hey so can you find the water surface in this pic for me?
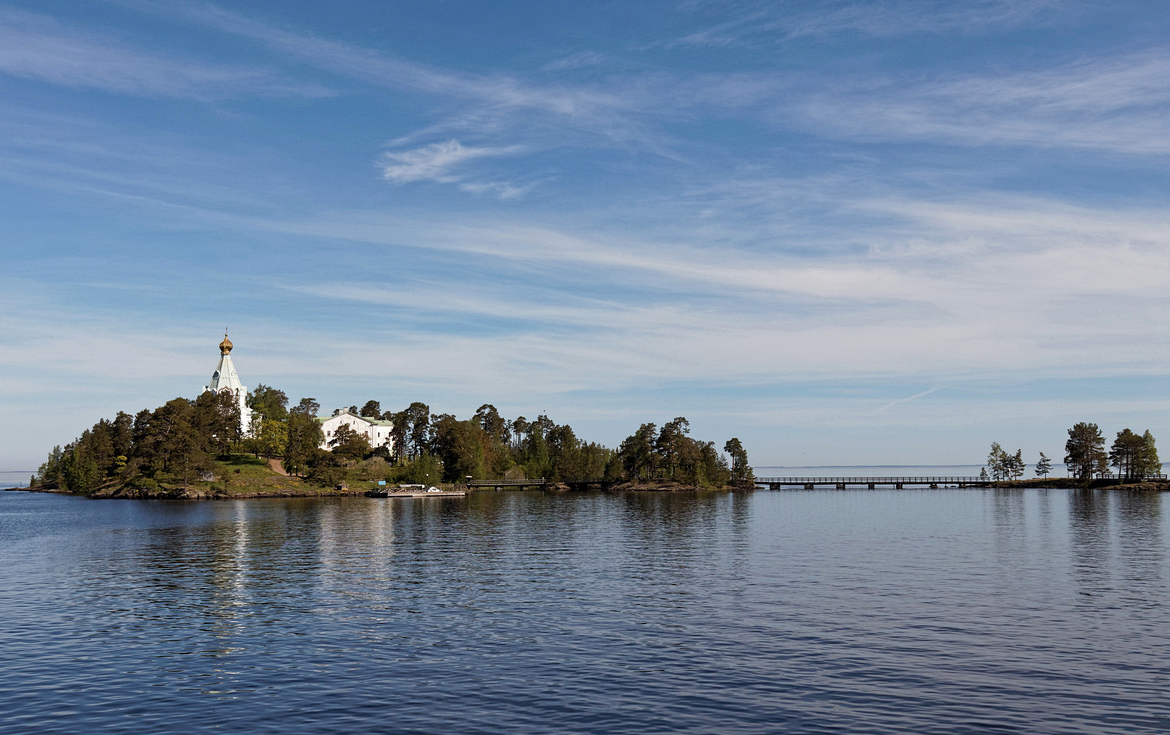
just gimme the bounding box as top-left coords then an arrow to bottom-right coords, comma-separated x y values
1,488 -> 1168,733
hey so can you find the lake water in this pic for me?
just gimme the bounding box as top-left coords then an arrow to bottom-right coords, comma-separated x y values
1,488 -> 1168,733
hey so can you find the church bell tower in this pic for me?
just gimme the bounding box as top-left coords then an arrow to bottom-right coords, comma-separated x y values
202,331 -> 251,436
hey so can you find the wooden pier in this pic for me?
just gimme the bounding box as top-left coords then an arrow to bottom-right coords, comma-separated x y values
756,476 -> 988,490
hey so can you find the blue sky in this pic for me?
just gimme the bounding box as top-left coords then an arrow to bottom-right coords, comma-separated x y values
3,0 -> 1170,471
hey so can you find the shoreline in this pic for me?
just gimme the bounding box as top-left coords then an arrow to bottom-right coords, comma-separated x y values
10,477 -> 1166,500
9,477 -> 756,500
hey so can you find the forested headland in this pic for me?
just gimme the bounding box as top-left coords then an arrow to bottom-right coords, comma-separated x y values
30,385 -> 755,498
984,422 -> 1165,490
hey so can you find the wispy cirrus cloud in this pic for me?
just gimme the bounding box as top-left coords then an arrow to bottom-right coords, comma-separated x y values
790,51 -> 1170,155
116,1 -> 692,155
0,6 -> 331,99
380,139 -> 529,198
670,0 -> 1069,47
136,2 -> 631,116
380,140 -> 522,183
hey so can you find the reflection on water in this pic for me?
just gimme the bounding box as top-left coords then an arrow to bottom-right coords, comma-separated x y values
1,489 -> 1169,734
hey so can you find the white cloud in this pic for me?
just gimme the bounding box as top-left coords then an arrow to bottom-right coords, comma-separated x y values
378,140 -> 536,199
669,0 -> 1069,47
380,140 -> 522,184
0,7 -> 331,99
792,52 -> 1170,154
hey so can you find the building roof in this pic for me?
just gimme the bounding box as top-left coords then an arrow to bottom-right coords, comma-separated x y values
317,410 -> 393,426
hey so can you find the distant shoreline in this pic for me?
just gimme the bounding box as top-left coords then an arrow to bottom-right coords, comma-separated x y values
9,476 -> 1167,499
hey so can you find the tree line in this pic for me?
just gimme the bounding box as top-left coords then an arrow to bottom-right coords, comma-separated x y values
986,422 -> 1161,484
34,391 -> 243,493
35,385 -> 753,493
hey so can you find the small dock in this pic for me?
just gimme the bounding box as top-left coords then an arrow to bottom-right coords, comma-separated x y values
367,485 -> 466,498
756,476 -> 988,490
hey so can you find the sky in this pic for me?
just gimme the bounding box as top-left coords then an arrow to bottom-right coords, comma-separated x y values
3,0 -> 1170,472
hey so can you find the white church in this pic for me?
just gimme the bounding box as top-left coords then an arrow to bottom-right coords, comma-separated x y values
203,332 -> 251,436
202,333 -> 394,453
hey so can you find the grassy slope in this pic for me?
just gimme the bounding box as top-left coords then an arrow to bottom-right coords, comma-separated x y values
91,454 -> 381,498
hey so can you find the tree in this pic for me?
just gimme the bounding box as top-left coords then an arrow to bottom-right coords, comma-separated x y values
36,445 -> 66,488
387,410 -> 407,464
655,417 -> 690,480
512,416 -> 530,451
292,397 -> 320,418
986,443 -> 1023,482
546,423 -> 580,480
475,404 -> 507,443
1137,430 -> 1162,480
360,400 -> 381,418
1008,449 -> 1025,480
1065,422 -> 1107,483
403,402 -> 431,460
257,419 -> 288,460
248,384 -> 289,426
305,447 -> 344,487
1035,452 -> 1052,478
329,424 -> 371,463
193,389 -> 240,457
618,423 -> 657,480
987,442 -> 1009,482
724,438 -> 753,485
431,415 -> 486,482
1110,429 -> 1145,481
285,411 -> 324,477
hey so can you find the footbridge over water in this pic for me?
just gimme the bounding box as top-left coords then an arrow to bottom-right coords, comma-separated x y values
467,478 -> 550,490
756,476 -> 990,490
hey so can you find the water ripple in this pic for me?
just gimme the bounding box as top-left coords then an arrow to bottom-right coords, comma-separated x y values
1,489 -> 1168,733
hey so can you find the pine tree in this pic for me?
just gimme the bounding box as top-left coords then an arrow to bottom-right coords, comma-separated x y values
1035,452 -> 1052,478
1065,422 -> 1107,483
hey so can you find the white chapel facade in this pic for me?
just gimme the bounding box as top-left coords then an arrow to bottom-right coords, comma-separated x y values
318,410 -> 394,451
203,333 -> 251,436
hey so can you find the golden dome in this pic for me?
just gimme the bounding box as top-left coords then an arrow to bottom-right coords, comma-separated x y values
219,333 -> 233,355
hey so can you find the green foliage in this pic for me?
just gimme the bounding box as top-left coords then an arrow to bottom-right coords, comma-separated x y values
724,438 -> 753,485
284,411 -> 324,477
986,442 -> 1024,482
38,386 -> 739,494
360,400 -> 381,418
1110,428 -> 1161,481
1065,422 -> 1107,483
431,415 -> 486,482
1139,431 -> 1161,480
292,397 -> 320,417
257,419 -> 288,460
403,402 -> 431,461
1035,452 -> 1052,478
304,448 -> 344,487
36,445 -> 65,488
609,420 -> 743,488
398,454 -> 443,485
619,423 -> 658,480
247,384 -> 289,426
193,390 -> 241,457
330,423 -> 372,463
355,456 -> 391,481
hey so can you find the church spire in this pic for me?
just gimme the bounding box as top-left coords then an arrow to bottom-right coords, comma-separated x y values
204,330 -> 250,436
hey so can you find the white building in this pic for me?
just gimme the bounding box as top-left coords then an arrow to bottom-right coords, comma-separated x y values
202,333 -> 251,436
318,409 -> 394,452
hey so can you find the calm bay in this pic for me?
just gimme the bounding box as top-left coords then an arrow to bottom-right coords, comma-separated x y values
1,486 -> 1167,733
